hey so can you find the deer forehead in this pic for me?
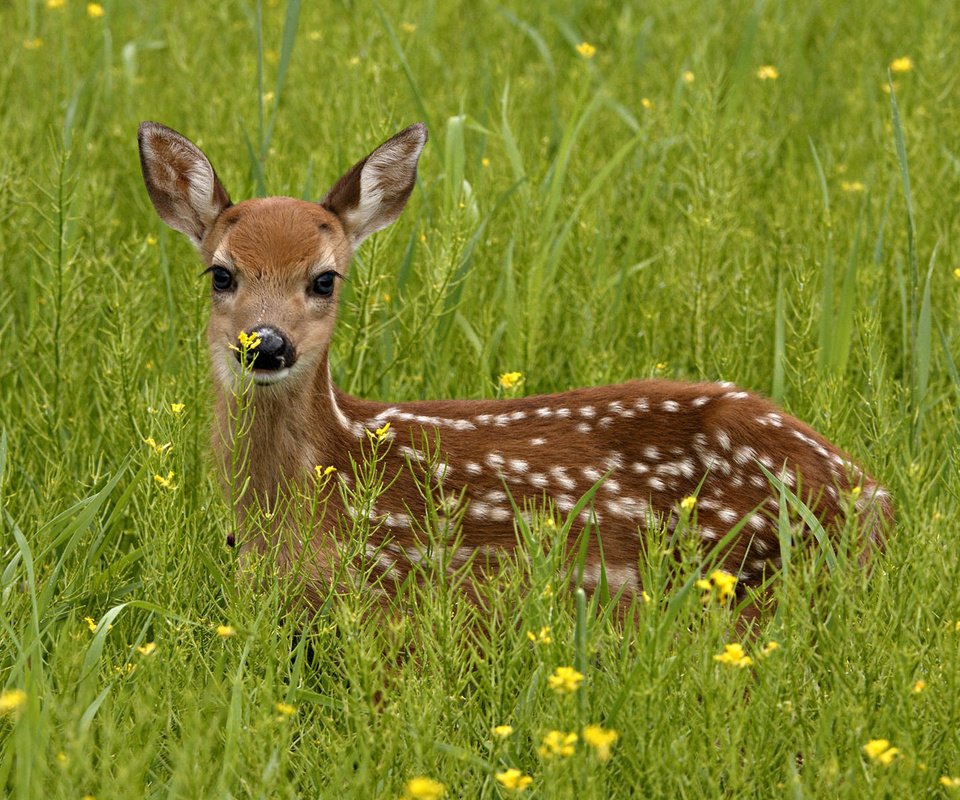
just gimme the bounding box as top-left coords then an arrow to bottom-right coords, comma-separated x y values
205,197 -> 349,277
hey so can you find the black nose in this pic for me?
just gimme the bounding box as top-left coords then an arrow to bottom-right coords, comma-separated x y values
236,326 -> 297,371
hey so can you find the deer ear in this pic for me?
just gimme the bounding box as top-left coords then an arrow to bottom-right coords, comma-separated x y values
321,123 -> 427,248
138,122 -> 232,248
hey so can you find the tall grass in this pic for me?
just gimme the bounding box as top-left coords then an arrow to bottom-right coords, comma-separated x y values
1,0 -> 959,796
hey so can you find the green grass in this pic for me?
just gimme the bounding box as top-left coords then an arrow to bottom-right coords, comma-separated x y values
2,0 -> 960,796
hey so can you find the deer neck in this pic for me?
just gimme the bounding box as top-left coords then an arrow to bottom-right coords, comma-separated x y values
213,354 -> 362,510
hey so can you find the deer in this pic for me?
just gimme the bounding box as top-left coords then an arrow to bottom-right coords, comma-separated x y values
138,120 -> 892,613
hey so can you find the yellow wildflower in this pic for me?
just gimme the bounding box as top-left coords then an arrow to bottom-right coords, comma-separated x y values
538,730 -> 577,759
46,0 -> 65,8
760,641 -> 780,658
400,21 -> 417,33
314,465 -> 337,479
912,679 -> 926,693
682,70 -> 695,84
85,616 -> 111,633
275,702 -> 297,717
23,38 -> 43,50
941,776 -> 960,789
641,97 -> 653,110
582,724 -> 619,762
756,65 -> 780,80
87,3 -> 104,17
493,724 -> 514,738
308,30 -> 321,41
498,371 -> 523,390
680,495 -> 697,513
641,590 -> 651,603
841,181 -> 865,193
699,569 -> 737,602
953,268 -> 960,280
654,360 -> 667,372
576,42 -> 596,59
889,56 -> 913,74
136,642 -> 157,656
0,689 -> 27,715
146,234 -> 157,246
481,157 -> 490,168
375,422 -> 392,441
170,402 -> 185,415
153,471 -> 176,490
56,752 -> 68,766
526,626 -> 552,645
143,437 -> 172,456
495,769 -> 533,792
547,665 -> 584,694
216,625 -> 236,638
863,738 -> 899,766
713,643 -> 753,668
237,330 -> 262,350
404,777 -> 444,800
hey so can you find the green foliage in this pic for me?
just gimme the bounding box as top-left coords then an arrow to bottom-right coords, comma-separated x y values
1,0 -> 959,796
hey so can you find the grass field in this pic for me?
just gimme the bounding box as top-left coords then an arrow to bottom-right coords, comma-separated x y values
2,0 -> 960,796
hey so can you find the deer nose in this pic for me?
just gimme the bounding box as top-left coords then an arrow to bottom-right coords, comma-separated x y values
236,326 -> 297,371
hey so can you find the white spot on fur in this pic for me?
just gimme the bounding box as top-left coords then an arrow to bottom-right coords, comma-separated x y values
464,461 -> 481,475
485,452 -> 505,470
576,422 -> 592,434
509,458 -> 528,473
631,462 -> 649,474
583,466 -> 602,482
635,398 -> 649,412
647,476 -> 666,491
550,466 -> 575,490
529,473 -> 548,489
715,429 -> 732,451
579,406 -> 596,418
691,396 -> 711,408
662,400 -> 680,412
529,437 -> 547,446
643,446 -> 660,461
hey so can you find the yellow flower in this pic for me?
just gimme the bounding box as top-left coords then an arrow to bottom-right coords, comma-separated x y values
154,471 -> 176,490
547,665 -> 584,694
526,626 -> 552,645
680,495 -> 697,513
493,724 -> 514,738
641,97 -> 653,110
699,569 -> 737,602
953,267 -> 960,280
941,776 -> 960,789
912,679 -> 926,693
756,65 -> 780,80
143,437 -> 172,456
46,0 -> 65,8
314,465 -> 337,479
216,624 -> 236,638
582,724 -> 619,762
889,56 -> 913,74
760,641 -> 780,658
713,643 -> 753,668
498,371 -> 523,390
641,590 -> 651,604
682,70 -> 695,84
495,769 -> 533,792
400,21 -> 417,33
23,38 -> 43,50
576,42 -> 596,59
87,3 -> 104,18
654,360 -> 667,373
146,234 -> 157,246
0,689 -> 27,715
841,181 -> 865,193
84,616 -> 111,633
538,730 -> 578,759
170,402 -> 185,415
375,422 -> 392,441
275,702 -> 297,717
308,30 -> 321,41
56,751 -> 68,766
404,777 -> 444,800
863,739 -> 899,766
481,157 -> 491,168
136,642 -> 157,656
237,330 -> 262,350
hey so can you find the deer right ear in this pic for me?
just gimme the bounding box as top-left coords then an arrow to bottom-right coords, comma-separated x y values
138,122 -> 231,248
321,123 -> 428,248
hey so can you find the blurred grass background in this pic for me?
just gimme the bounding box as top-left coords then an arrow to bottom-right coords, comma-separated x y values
1,0 -> 960,796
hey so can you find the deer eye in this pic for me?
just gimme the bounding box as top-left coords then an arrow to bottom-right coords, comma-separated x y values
312,271 -> 337,297
210,266 -> 234,293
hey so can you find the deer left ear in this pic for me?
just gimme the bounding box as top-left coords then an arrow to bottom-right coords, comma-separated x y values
321,123 -> 427,248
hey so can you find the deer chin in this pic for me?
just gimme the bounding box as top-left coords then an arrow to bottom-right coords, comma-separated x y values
252,367 -> 291,385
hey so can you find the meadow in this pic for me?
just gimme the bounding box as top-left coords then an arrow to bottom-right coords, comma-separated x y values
2,0 -> 960,796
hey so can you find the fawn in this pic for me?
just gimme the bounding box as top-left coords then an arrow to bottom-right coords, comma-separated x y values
138,121 -> 892,609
